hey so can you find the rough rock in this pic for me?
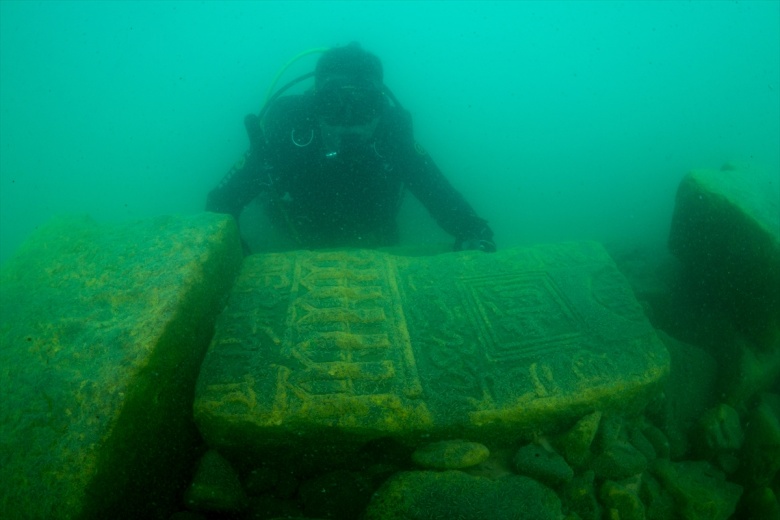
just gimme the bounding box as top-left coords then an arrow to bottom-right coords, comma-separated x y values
668,166 -> 780,349
590,440 -> 648,481
641,472 -> 676,520
693,403 -> 743,472
461,448 -> 515,480
556,411 -> 602,469
651,459 -> 742,520
737,392 -> 780,488
0,214 -> 242,519
513,443 -> 574,488
599,476 -> 645,520
722,336 -> 780,408
562,470 -> 601,520
184,450 -> 248,513
737,486 -> 780,520
652,331 -> 718,458
363,470 -> 562,520
194,242 -> 669,463
594,413 -> 625,450
412,440 -> 490,469
642,424 -> 671,460
628,422 -> 657,462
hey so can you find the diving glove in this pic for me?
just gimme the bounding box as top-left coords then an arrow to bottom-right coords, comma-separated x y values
455,238 -> 497,253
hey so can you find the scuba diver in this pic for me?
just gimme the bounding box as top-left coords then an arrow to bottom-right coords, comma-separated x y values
206,42 -> 496,253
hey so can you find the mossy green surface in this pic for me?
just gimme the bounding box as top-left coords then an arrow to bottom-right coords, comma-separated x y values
652,459 -> 742,520
0,213 -> 242,519
195,242 -> 669,462
363,470 -> 562,520
738,392 -> 780,488
513,443 -> 574,488
412,440 -> 490,469
185,450 -> 248,513
669,168 -> 780,348
600,477 -> 645,520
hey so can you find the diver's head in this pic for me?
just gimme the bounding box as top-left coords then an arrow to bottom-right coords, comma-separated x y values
314,43 -> 385,127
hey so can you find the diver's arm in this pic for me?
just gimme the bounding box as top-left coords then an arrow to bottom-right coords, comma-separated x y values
206,114 -> 269,220
205,150 -> 266,220
393,113 -> 494,249
404,151 -> 494,248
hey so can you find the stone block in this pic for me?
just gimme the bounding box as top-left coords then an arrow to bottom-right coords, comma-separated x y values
590,440 -> 648,481
194,242 -> 669,461
694,403 -> 743,467
556,410 -> 602,469
363,470 -> 562,520
184,450 -> 248,514
723,337 -> 780,408
668,167 -> 780,348
652,331 -> 718,458
412,440 -> 490,470
0,214 -> 242,519
737,392 -> 780,488
563,470 -> 601,520
651,459 -> 742,520
513,443 -> 574,488
600,476 -> 645,520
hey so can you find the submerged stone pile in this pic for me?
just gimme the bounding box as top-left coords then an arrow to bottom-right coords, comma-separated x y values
660,165 -> 780,518
1,165 -> 777,519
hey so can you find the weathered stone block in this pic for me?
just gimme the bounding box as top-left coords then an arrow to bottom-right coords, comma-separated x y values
653,331 -> 718,458
412,440 -> 490,469
563,470 -> 601,520
363,470 -> 562,520
600,476 -> 645,520
0,214 -> 242,519
556,410 -> 602,469
184,450 -> 248,514
590,440 -> 649,481
738,392 -> 780,488
194,242 -> 668,461
669,167 -> 780,347
513,443 -> 574,488
651,459 -> 742,520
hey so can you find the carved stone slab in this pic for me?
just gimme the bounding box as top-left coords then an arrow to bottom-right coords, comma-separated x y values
194,242 -> 668,456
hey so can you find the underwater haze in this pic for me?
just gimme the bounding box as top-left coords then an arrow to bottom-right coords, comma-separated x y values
1,0 -> 778,263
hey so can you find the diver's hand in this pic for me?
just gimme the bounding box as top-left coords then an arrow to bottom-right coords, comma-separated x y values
455,238 -> 497,253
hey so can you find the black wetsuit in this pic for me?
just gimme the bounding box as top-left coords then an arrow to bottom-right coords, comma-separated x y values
206,94 -> 493,250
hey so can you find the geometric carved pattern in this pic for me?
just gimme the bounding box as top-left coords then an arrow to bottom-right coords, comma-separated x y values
459,272 -> 583,362
282,252 -> 422,400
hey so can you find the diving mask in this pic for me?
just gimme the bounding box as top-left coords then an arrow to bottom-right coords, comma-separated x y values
314,77 -> 384,126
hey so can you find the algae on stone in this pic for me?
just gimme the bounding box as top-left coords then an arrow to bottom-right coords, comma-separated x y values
411,440 -> 490,469
669,167 -> 780,348
194,242 -> 669,462
652,459 -> 742,520
0,214 -> 242,519
513,443 -> 574,488
185,450 -> 248,513
737,392 -> 780,488
363,470 -> 562,520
